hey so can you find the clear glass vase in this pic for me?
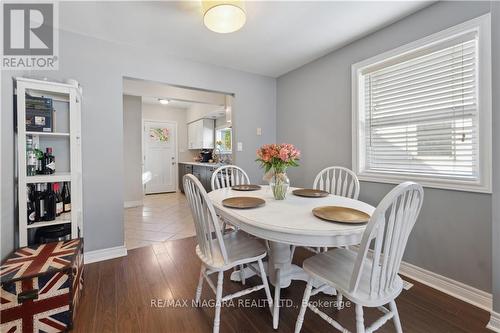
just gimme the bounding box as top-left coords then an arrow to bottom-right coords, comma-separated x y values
270,171 -> 290,200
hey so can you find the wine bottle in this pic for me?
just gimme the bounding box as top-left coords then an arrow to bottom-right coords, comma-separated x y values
43,147 -> 55,175
62,182 -> 71,213
44,183 -> 56,221
27,185 -> 36,224
34,143 -> 44,174
34,183 -> 46,221
26,137 -> 37,176
54,183 -> 63,216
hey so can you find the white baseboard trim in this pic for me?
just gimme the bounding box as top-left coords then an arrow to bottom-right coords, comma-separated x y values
344,245 -> 493,314
84,245 -> 127,264
399,261 -> 492,312
487,311 -> 500,332
124,200 -> 142,208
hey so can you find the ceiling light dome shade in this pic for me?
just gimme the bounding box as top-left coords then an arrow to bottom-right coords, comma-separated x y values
203,1 -> 246,34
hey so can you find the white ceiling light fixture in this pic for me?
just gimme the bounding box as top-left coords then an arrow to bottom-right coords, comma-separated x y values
158,98 -> 169,105
203,1 -> 246,34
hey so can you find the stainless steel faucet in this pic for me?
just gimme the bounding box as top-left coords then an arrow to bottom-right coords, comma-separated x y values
213,147 -> 221,164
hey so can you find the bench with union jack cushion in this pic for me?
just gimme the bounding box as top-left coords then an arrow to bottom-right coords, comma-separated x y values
0,238 -> 83,333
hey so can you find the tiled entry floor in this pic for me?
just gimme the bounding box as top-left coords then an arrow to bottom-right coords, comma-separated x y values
124,192 -> 196,250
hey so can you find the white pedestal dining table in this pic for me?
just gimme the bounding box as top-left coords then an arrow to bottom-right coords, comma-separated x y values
207,186 -> 375,329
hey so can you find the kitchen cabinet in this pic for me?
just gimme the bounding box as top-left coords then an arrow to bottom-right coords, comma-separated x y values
192,166 -> 204,188
193,165 -> 214,192
178,164 -> 193,193
188,119 -> 214,150
202,166 -> 218,190
178,163 -> 218,193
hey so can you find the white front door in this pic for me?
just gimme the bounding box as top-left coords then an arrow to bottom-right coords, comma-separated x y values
144,121 -> 177,194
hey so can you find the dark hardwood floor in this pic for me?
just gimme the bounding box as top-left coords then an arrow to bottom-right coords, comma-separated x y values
73,237 -> 491,333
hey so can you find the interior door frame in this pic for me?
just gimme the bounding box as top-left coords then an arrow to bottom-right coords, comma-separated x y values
142,119 -> 179,195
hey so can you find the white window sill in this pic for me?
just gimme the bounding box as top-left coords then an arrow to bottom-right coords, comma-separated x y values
357,171 -> 491,194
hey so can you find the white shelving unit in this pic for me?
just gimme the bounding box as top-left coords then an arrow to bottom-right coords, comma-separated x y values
26,131 -> 70,137
15,77 -> 83,247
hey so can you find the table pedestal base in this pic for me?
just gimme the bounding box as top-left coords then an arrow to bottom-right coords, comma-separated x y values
230,241 -> 335,329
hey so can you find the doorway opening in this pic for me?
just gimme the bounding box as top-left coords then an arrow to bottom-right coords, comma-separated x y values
122,77 -> 234,250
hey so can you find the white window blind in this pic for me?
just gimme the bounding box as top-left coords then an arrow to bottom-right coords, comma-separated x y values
353,15 -> 491,193
362,36 -> 478,180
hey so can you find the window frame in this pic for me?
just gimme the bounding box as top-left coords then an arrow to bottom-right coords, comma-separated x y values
215,126 -> 232,154
352,14 -> 492,193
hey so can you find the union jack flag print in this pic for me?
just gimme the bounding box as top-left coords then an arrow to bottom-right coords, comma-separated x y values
1,239 -> 83,333
0,239 -> 80,282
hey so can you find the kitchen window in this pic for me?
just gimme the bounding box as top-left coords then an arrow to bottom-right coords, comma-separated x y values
352,14 -> 492,193
215,127 -> 232,153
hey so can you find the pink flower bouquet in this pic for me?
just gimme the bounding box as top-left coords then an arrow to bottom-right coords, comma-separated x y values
256,143 -> 300,173
256,144 -> 300,199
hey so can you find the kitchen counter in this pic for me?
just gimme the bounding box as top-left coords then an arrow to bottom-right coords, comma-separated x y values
179,161 -> 225,168
179,162 -> 227,193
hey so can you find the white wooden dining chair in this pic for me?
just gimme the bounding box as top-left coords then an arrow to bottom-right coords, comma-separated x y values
295,182 -> 424,333
184,174 -> 273,333
211,165 -> 250,190
211,165 -> 253,283
313,166 -> 360,199
211,165 -> 250,236
305,166 -> 361,254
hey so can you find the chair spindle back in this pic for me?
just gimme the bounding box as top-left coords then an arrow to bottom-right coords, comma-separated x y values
313,166 -> 360,199
211,165 -> 250,191
349,182 -> 424,297
184,174 -> 228,266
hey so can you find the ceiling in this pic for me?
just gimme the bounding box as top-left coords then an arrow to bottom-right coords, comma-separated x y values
141,96 -> 194,110
141,96 -> 225,119
60,1 -> 433,78
126,78 -> 226,114
123,77 -> 227,105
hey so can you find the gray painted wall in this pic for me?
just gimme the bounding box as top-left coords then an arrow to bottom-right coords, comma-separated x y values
491,1 -> 500,314
1,4 -> 276,259
123,95 -> 143,204
277,1 -> 493,291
